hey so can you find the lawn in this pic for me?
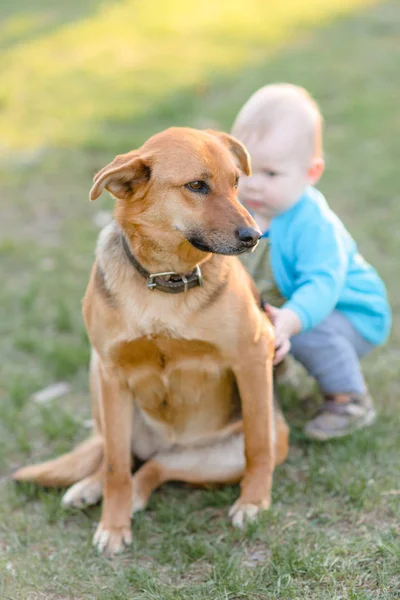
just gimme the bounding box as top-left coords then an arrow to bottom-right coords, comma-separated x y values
1,0 -> 399,598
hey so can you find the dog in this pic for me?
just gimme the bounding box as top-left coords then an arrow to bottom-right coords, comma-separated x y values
13,127 -> 289,556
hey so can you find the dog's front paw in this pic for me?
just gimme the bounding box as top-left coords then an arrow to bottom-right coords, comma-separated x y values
228,498 -> 269,529
93,522 -> 132,557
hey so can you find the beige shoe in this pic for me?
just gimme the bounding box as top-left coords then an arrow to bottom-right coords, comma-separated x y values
304,392 -> 377,441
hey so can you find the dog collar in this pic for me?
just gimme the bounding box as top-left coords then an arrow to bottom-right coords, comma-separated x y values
121,234 -> 203,294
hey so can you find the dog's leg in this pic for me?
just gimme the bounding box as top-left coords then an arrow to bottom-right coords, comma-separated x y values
62,464 -> 104,508
61,408 -> 288,519
273,393 -> 290,466
130,460 -> 167,514
60,406 -> 288,515
92,366 -> 133,557
230,335 -> 275,528
129,434 -> 246,514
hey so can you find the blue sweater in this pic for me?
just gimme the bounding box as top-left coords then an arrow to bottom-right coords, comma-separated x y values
264,187 -> 391,345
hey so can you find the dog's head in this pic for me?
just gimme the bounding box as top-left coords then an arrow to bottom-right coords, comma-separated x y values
90,127 -> 261,255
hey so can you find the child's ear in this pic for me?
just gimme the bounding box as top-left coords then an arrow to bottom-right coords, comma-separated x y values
307,158 -> 325,184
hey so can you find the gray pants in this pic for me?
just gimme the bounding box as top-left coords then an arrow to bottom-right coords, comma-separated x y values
290,311 -> 374,395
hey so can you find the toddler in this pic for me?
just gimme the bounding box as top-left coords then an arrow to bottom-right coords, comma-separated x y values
232,84 -> 391,440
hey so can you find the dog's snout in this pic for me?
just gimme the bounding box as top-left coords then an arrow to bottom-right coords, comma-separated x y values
236,226 -> 261,247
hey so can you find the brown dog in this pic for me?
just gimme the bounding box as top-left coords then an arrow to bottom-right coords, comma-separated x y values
13,128 -> 289,556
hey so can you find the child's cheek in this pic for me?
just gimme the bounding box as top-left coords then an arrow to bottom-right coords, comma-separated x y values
239,176 -> 257,197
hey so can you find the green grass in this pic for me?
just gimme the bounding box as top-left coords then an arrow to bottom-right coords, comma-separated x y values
1,0 -> 400,598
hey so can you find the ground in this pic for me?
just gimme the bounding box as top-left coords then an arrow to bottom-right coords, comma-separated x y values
0,0 -> 399,598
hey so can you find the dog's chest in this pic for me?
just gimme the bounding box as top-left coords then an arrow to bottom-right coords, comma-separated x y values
113,335 -> 236,441
120,285 -> 206,341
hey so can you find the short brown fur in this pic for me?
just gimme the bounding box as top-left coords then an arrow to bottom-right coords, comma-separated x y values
13,128 -> 289,556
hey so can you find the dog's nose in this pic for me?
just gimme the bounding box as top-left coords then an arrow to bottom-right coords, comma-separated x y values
236,226 -> 261,246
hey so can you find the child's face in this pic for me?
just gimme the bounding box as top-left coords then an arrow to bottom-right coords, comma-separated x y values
238,132 -> 314,219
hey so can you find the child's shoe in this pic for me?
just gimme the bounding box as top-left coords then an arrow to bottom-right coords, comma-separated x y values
304,392 -> 376,441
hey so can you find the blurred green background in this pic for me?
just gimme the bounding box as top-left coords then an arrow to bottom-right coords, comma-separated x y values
1,1 -> 399,598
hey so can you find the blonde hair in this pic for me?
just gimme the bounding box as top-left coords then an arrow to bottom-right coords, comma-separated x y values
231,83 -> 323,164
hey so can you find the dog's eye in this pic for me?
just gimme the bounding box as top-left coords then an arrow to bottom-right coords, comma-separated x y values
234,176 -> 239,189
186,181 -> 209,194
264,170 -> 279,177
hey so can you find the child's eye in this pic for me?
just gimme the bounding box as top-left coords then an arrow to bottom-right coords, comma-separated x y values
234,175 -> 239,189
264,170 -> 279,177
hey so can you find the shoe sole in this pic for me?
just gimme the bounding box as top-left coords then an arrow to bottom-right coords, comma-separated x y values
304,409 -> 377,441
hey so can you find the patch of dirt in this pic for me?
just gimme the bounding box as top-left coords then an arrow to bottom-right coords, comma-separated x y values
177,560 -> 213,584
241,540 -> 271,568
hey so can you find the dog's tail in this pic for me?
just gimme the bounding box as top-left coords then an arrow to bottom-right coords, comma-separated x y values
12,435 -> 103,488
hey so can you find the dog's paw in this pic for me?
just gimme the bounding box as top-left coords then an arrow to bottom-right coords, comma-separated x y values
93,522 -> 132,557
62,477 -> 103,509
228,499 -> 268,529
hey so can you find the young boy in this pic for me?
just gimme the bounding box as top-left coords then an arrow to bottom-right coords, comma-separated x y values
232,83 -> 391,441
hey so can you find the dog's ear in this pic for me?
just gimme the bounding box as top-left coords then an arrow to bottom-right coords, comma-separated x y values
89,152 -> 152,201
205,130 -> 251,176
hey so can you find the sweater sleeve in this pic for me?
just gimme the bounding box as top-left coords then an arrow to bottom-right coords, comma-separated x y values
283,217 -> 348,331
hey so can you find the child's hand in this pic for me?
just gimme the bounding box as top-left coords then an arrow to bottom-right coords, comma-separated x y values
273,336 -> 291,365
264,304 -> 302,365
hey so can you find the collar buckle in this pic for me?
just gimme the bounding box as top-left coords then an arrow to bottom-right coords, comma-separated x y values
195,265 -> 203,288
147,266 -> 203,292
147,271 -> 179,291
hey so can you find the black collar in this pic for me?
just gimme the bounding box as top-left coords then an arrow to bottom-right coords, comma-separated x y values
121,234 -> 203,294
